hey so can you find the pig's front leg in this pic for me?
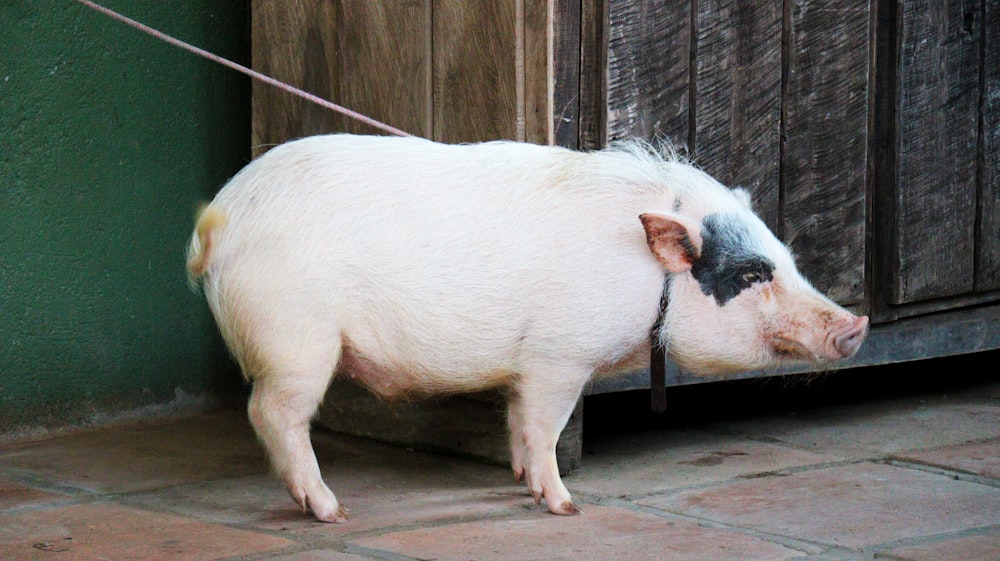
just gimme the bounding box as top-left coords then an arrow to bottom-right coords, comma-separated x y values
507,368 -> 588,515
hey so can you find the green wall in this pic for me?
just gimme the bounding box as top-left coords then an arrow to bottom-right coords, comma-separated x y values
1,1 -> 249,432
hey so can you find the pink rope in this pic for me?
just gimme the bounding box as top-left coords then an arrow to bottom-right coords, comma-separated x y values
72,0 -> 414,138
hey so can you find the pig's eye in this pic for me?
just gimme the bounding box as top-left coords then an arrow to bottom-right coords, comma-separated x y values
742,271 -> 762,284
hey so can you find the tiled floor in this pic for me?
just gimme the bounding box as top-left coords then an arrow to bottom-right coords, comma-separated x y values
1,363 -> 999,561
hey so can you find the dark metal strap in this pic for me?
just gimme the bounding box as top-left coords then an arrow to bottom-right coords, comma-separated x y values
650,341 -> 667,413
649,279 -> 670,413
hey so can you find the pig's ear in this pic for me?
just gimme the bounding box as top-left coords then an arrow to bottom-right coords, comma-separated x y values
732,187 -> 753,209
638,213 -> 703,273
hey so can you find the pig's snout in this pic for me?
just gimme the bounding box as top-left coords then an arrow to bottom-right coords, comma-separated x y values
767,312 -> 868,365
833,315 -> 868,358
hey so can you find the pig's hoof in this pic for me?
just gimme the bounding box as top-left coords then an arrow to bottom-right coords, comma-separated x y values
314,503 -> 350,524
549,500 -> 582,516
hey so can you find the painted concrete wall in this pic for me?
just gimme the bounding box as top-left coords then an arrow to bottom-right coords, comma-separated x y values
1,1 -> 250,433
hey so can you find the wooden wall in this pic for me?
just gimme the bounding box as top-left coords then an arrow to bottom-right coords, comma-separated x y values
984,1 -> 1000,293
869,0 -> 999,321
605,0 -> 998,319
783,1 -> 870,307
251,0 -> 583,153
250,0 -> 998,321
889,0 -> 999,305
606,0 -> 869,306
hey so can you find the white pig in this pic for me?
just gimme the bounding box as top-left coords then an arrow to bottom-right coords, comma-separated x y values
186,133 -> 868,522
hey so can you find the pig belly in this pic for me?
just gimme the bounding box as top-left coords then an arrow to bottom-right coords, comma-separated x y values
337,343 -> 516,399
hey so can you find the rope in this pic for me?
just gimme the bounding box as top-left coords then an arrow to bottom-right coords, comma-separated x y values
71,0 -> 414,138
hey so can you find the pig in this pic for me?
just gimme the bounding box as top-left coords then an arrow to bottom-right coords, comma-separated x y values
186,133 -> 868,522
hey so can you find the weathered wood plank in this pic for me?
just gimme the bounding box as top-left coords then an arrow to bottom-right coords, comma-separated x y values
524,0 -> 551,144
606,0 -> 690,147
893,0 -> 980,303
870,0 -> 900,320
552,0 -> 582,148
694,0 -> 782,230
251,0 -> 322,156
977,0 -> 1000,291
782,0 -> 870,305
251,0 -> 430,156
433,0 -> 518,143
579,0 -> 609,149
334,1 -> 432,138
253,1 -> 556,147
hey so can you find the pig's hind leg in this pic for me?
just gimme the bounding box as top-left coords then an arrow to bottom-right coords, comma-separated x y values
246,337 -> 347,523
507,366 -> 588,515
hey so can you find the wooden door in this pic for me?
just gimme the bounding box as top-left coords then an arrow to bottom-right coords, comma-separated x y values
873,0 -> 1000,320
604,0 -> 870,308
250,0 -> 580,153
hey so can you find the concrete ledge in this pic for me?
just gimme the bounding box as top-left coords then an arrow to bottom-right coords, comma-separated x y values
317,381 -> 511,467
317,379 -> 582,475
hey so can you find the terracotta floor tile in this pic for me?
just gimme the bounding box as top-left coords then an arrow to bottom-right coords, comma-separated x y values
893,438 -> 1000,479
0,478 -> 67,511
645,462 -> 1000,548
130,447 -> 527,535
876,530 -> 1000,561
0,412 -> 267,493
352,505 -> 805,561
717,402 -> 1000,459
567,427 -> 839,497
261,549 -> 380,560
0,502 -> 293,561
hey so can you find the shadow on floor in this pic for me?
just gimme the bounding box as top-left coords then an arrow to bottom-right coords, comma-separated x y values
583,348 -> 1000,437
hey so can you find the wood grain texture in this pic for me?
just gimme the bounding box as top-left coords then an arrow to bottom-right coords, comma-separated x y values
606,0 -> 690,146
782,0 -> 870,305
693,0 -> 782,230
251,0 -> 317,155
977,0 -> 1000,291
524,0 -> 552,144
579,0 -> 609,149
552,0 -> 582,148
251,0 -> 430,155
870,0 -> 901,321
433,0 -> 518,143
253,1 -> 560,150
893,0 -> 980,303
334,1 -> 432,138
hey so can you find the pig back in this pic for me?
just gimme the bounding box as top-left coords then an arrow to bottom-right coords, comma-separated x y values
199,134 -> 667,385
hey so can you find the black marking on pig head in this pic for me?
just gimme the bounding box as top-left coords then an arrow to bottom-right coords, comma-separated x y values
690,213 -> 775,306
